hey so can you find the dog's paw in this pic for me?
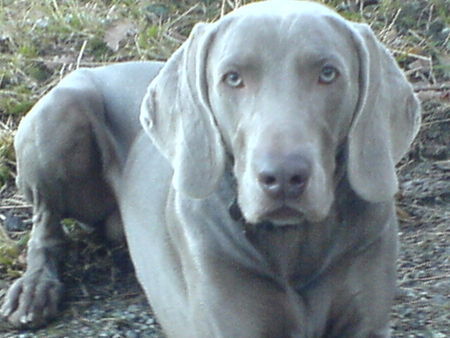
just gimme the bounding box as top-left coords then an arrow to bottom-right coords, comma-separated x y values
1,269 -> 63,328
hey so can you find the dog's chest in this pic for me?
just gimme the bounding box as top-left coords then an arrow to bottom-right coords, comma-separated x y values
243,223 -> 335,288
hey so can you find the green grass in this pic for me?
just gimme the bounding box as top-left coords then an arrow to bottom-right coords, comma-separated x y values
0,223 -> 27,278
0,120 -> 15,187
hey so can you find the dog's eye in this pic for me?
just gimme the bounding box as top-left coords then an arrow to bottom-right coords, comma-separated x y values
223,71 -> 244,88
319,65 -> 339,84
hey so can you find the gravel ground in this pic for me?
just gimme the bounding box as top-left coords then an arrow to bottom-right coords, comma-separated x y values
391,97 -> 450,337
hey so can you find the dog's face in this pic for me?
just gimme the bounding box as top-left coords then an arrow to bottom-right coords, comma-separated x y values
141,1 -> 420,226
207,9 -> 359,224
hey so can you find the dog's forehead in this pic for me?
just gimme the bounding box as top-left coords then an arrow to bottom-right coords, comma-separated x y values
213,1 -> 350,60
227,0 -> 339,20
216,0 -> 347,43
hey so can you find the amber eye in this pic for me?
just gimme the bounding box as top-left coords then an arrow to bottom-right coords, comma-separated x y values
223,71 -> 244,88
319,65 -> 339,84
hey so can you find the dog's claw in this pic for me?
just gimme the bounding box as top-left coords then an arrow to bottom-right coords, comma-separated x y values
24,312 -> 34,324
20,315 -> 29,324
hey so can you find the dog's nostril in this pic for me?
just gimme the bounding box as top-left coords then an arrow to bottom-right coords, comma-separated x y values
258,172 -> 283,198
261,175 -> 277,186
285,173 -> 308,199
290,175 -> 305,186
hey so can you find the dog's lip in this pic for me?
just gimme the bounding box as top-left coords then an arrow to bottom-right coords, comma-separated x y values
261,206 -> 304,223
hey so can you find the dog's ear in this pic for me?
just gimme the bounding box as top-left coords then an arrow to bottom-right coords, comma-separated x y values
347,23 -> 421,202
140,23 -> 225,198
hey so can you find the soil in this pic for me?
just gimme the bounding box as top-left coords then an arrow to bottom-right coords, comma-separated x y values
392,96 -> 449,337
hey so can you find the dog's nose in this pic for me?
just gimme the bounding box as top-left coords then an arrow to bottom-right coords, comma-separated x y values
257,154 -> 311,199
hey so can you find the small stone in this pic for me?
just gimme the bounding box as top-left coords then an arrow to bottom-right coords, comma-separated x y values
4,212 -> 26,231
126,331 -> 140,338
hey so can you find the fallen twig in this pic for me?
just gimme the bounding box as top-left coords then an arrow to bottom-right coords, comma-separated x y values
422,118 -> 450,127
0,205 -> 32,210
391,49 -> 431,61
414,85 -> 450,92
414,274 -> 449,282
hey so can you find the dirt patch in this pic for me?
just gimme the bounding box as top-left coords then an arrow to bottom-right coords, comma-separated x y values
392,97 -> 450,337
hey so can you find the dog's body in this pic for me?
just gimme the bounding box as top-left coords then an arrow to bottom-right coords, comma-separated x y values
122,140 -> 398,336
2,1 -> 420,337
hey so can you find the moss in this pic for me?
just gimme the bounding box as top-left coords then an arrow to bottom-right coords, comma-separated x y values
9,100 -> 34,116
0,128 -> 15,187
431,0 -> 450,23
0,242 -> 20,266
26,62 -> 52,82
0,225 -> 25,277
88,37 -> 113,60
18,43 -> 39,58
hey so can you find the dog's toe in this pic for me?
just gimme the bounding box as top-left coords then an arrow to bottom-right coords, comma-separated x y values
1,269 -> 63,328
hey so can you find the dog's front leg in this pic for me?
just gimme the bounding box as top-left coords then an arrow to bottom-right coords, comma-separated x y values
1,195 -> 64,328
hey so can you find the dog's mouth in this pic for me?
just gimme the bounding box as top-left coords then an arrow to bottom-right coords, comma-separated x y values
229,200 -> 305,226
261,206 -> 305,225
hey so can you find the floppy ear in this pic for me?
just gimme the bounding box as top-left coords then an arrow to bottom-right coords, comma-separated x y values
347,23 -> 421,202
140,23 -> 225,198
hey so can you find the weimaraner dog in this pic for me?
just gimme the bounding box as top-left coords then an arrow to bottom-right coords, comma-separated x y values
2,1 -> 421,336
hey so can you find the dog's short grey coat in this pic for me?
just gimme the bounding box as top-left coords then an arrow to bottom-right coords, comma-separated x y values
2,1 -> 420,337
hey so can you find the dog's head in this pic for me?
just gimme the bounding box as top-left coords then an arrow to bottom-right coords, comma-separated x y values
140,0 -> 420,225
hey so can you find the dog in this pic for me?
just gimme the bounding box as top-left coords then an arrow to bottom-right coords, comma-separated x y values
2,1 -> 421,336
